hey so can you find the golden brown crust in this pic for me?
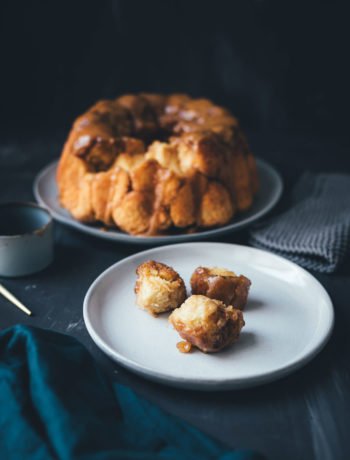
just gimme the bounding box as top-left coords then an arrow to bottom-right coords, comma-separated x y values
198,182 -> 234,227
168,295 -> 245,353
113,191 -> 153,235
57,93 -> 259,235
190,267 -> 251,310
134,260 -> 187,316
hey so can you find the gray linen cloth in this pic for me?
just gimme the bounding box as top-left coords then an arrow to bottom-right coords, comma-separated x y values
250,172 -> 350,273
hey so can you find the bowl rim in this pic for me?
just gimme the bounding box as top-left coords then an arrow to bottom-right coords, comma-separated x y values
0,201 -> 53,239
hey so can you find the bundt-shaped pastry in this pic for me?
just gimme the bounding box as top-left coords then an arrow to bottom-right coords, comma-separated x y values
57,93 -> 259,236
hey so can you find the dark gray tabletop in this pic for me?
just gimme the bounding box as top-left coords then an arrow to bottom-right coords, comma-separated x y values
1,133 -> 349,460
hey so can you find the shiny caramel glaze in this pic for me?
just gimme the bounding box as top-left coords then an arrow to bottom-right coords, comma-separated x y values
176,341 -> 192,353
57,93 -> 259,235
190,266 -> 251,310
169,295 -> 245,353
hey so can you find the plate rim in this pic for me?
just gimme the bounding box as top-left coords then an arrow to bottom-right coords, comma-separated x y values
33,158 -> 283,245
83,242 -> 334,390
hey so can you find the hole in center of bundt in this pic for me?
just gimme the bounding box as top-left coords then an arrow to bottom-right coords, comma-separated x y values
75,126 -> 176,173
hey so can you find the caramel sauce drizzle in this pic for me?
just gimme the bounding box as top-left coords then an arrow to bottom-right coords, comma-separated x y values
176,341 -> 192,353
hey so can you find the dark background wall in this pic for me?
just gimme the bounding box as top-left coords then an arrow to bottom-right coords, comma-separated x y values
1,0 -> 349,143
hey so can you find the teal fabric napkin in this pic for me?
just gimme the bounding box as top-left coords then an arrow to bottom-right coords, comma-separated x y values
0,325 -> 264,460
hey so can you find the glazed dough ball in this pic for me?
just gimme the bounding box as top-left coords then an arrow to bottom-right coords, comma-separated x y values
113,191 -> 153,235
168,295 -> 245,353
197,182 -> 234,227
190,266 -> 251,310
134,260 -> 187,316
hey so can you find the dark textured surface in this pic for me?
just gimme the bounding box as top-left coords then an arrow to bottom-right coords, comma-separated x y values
1,134 -> 350,460
1,1 -> 350,458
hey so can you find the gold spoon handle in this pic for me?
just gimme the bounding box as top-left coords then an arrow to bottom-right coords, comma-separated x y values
0,283 -> 32,316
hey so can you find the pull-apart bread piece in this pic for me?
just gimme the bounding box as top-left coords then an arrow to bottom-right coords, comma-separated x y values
190,266 -> 251,310
135,260 -> 186,316
57,93 -> 259,236
169,295 -> 245,353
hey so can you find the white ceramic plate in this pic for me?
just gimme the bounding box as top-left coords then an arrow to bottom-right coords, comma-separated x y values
83,242 -> 334,390
33,159 -> 282,244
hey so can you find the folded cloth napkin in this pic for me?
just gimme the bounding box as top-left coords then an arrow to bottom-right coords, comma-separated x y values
250,172 -> 350,273
0,325 -> 264,460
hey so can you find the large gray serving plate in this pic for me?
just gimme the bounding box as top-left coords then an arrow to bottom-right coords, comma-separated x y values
33,158 -> 282,244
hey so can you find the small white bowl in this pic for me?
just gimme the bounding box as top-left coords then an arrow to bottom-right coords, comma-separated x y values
0,202 -> 54,277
